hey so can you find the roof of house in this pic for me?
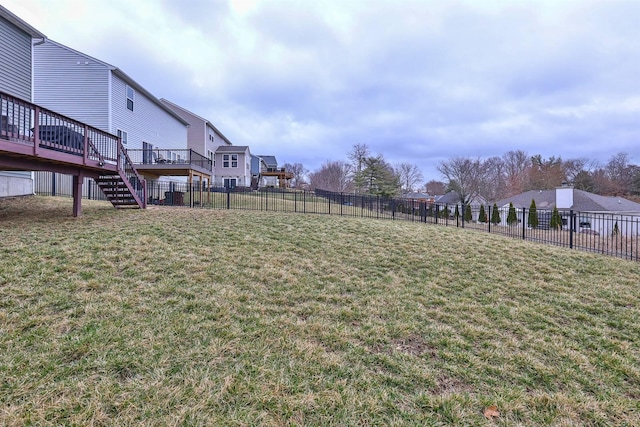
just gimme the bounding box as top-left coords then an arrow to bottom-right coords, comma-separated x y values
41,39 -> 190,127
0,5 -> 47,38
496,189 -> 640,213
402,192 -> 433,199
436,191 -> 461,204
257,155 -> 278,167
216,145 -> 249,153
159,98 -> 232,145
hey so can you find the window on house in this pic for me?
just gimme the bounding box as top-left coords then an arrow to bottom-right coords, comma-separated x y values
117,129 -> 128,145
232,154 -> 238,168
223,154 -> 229,168
126,85 -> 135,111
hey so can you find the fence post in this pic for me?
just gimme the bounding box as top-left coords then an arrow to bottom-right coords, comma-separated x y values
226,188 -> 230,209
340,192 -> 343,216
435,204 -> 439,224
51,171 -> 56,196
294,191 -> 297,212
522,207 -> 526,240
569,209 -> 574,249
488,205 -> 491,233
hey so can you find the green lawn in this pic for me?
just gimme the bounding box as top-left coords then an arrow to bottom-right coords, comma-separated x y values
1,196 -> 639,426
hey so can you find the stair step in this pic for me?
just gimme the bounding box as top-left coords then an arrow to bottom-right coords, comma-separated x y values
94,173 -> 144,210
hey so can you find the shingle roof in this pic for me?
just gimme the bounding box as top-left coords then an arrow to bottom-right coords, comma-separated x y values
215,145 -> 249,153
436,191 -> 461,204
257,155 -> 278,167
496,189 -> 640,213
402,192 -> 432,199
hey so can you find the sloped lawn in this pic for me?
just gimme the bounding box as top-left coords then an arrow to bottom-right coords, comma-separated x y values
1,196 -> 639,425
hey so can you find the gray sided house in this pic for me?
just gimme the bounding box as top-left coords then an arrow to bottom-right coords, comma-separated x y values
496,186 -> 640,236
214,146 -> 252,189
32,39 -> 189,187
159,99 -> 232,181
251,155 -> 268,189
0,5 -> 46,197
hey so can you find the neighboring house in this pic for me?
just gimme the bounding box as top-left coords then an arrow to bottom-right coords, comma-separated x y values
32,39 -> 190,183
495,185 -> 640,235
159,98 -> 232,175
436,191 -> 485,221
0,5 -> 46,198
255,154 -> 292,188
257,155 -> 279,187
403,192 -> 435,203
214,146 -> 252,189
251,155 -> 268,189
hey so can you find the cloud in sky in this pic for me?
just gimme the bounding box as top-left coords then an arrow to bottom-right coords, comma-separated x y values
4,0 -> 639,181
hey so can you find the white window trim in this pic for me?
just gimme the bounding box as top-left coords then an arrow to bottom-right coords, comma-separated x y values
126,85 -> 135,111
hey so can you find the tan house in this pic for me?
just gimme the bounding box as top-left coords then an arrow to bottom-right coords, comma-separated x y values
214,145 -> 252,189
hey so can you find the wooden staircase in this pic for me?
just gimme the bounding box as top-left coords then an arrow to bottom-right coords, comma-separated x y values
95,172 -> 143,208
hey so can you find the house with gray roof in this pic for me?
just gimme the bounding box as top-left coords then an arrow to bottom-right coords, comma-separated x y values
254,155 -> 292,188
495,185 -> 640,235
214,145 -> 252,189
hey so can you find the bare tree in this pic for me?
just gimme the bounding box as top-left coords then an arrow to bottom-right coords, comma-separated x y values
437,157 -> 488,204
478,156 -> 508,202
526,155 -> 566,190
395,162 -> 424,194
282,162 -> 308,188
424,180 -> 447,195
605,152 -> 634,195
308,161 -> 353,192
348,143 -> 370,193
502,150 -> 530,197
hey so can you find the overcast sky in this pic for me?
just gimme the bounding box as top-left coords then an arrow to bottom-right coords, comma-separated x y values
5,0 -> 640,181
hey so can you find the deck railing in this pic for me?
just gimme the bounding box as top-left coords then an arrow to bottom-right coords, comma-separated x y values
126,148 -> 212,172
1,89 -> 145,208
1,90 -> 119,164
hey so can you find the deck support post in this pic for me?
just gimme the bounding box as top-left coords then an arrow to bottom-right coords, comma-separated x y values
72,173 -> 84,217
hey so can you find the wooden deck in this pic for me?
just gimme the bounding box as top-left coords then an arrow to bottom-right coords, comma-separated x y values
1,90 -> 146,216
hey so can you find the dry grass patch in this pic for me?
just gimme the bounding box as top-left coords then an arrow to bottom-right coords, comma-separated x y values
1,195 -> 639,425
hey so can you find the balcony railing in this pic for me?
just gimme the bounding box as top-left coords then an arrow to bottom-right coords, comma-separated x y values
126,148 -> 212,172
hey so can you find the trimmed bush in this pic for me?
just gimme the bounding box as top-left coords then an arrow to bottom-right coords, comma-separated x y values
550,206 -> 563,230
478,205 -> 487,223
507,202 -> 518,226
464,203 -> 472,222
491,203 -> 501,225
527,199 -> 539,228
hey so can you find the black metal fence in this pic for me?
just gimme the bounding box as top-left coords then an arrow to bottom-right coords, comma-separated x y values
34,176 -> 640,262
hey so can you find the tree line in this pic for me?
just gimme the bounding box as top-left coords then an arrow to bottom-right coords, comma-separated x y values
436,151 -> 640,204
303,144 -> 424,198
286,147 -> 639,202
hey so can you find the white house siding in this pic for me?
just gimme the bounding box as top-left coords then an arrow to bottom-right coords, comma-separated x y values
0,18 -> 31,100
33,40 -> 110,131
111,75 -> 186,152
0,14 -> 34,197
